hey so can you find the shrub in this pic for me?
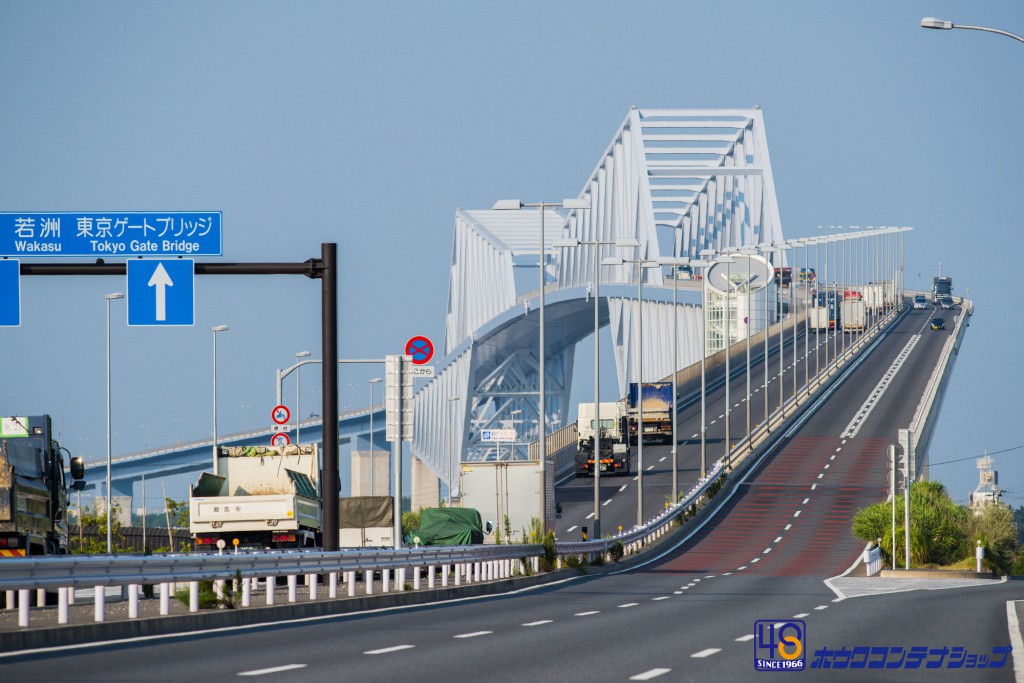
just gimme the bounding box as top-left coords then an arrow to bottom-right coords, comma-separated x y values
609,541 -> 624,563
539,531 -> 557,572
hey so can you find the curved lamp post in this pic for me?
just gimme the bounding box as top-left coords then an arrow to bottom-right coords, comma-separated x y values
922,17 -> 1024,43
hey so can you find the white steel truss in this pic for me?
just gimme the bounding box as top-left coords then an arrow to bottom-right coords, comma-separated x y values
411,107 -> 786,494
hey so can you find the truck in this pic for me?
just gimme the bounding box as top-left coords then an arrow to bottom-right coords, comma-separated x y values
841,298 -> 867,332
627,382 -> 673,445
810,292 -> 839,332
458,460 -> 540,544
338,495 -> 394,548
862,281 -> 895,313
190,443 -> 322,551
932,275 -> 953,303
575,401 -> 631,477
0,415 -> 83,557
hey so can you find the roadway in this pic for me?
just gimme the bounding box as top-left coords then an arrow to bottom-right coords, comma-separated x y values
5,303 -> 999,681
553,300 -> 955,542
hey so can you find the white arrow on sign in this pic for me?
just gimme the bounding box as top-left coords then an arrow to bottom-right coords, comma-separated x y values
147,263 -> 174,322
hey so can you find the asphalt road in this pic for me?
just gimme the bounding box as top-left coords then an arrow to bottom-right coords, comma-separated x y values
3,302 -> 995,682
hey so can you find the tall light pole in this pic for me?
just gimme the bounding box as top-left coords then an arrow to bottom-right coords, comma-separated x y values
773,242 -> 791,415
604,255 -> 660,526
922,17 -> 1024,43
211,325 -> 229,476
294,351 -> 311,444
557,235 -> 639,538
697,249 -> 716,477
368,377 -> 383,495
656,254 -> 691,503
737,246 -> 757,449
493,197 -> 591,533
104,292 -> 123,554
758,244 -> 777,429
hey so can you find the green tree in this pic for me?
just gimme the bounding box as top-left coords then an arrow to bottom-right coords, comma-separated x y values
851,480 -> 970,568
165,497 -> 189,528
71,502 -> 126,554
971,502 -> 1017,575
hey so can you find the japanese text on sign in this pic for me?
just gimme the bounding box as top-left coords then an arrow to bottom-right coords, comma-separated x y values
0,212 -> 223,257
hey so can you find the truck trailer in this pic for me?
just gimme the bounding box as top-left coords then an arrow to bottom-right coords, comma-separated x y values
627,382 -> 673,445
190,444 -> 321,550
0,415 -> 82,557
575,401 -> 631,477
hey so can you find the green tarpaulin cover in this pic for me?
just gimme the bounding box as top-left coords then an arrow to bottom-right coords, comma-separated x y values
415,508 -> 483,546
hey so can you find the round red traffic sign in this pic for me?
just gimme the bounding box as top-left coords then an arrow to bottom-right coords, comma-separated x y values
270,432 -> 291,447
405,336 -> 434,365
272,405 -> 291,424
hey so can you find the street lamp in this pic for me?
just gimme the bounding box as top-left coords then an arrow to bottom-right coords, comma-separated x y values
921,17 -> 1024,43
104,292 -> 123,554
697,249 -> 717,477
493,197 -> 591,532
656,254 -> 691,503
555,234 -> 638,538
368,377 -> 383,495
602,255 -> 660,527
714,253 -> 736,467
295,351 -> 311,443
757,244 -> 778,427
772,242 -> 792,415
211,325 -> 229,476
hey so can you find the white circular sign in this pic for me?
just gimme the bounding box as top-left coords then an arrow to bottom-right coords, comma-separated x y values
705,254 -> 773,295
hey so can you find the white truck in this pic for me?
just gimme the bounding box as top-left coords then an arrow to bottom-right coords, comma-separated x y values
862,281 -> 894,313
575,401 -> 631,477
841,299 -> 867,332
190,444 -> 322,551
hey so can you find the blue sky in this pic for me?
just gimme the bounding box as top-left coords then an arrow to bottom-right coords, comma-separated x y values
1,2 -> 1021,506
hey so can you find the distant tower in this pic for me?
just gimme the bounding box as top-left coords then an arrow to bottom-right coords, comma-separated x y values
969,453 -> 1001,511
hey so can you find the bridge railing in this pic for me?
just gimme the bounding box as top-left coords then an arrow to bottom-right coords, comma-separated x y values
0,543 -> 543,628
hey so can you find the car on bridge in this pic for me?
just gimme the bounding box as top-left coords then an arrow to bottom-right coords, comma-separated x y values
930,317 -> 946,330
913,294 -> 929,309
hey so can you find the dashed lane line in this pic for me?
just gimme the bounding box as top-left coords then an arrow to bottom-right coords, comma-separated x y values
630,669 -> 672,681
522,620 -> 552,626
365,645 -> 415,655
238,664 -> 308,676
692,649 -> 721,658
454,631 -> 492,639
575,611 -> 600,616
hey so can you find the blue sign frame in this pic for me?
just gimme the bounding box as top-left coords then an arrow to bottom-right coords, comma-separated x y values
0,212 -> 222,257
0,260 -> 20,327
127,259 -> 195,327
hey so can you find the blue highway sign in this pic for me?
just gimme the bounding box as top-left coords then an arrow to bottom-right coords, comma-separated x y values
0,212 -> 222,257
127,259 -> 195,327
0,260 -> 20,327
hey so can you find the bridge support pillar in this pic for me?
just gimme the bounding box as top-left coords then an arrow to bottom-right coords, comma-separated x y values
411,457 -> 440,510
351,450 -> 390,496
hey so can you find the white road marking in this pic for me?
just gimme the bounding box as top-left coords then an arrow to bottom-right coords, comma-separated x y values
705,575 -> 716,579
652,596 -> 670,601
736,634 -> 755,642
692,648 -> 721,658
646,465 -> 655,471
674,591 -> 683,594
841,335 -> 918,439
710,420 -> 717,425
751,558 -> 760,564
575,611 -> 600,616
603,499 -> 613,506
814,605 -> 828,611
810,484 -> 817,491
239,664 -> 308,676
659,457 -> 666,462
365,645 -> 415,655
802,498 -> 809,505
567,525 -> 578,533
630,669 -> 672,681
522,620 -> 552,626
619,602 -> 639,608
619,485 -> 628,492
817,473 -> 824,479
793,613 -> 809,618
824,464 -> 830,469
691,433 -> 699,438
722,572 -> 733,576
763,547 -> 772,554
693,578 -> 701,582
585,513 -> 595,519
774,537 -> 782,543
454,631 -> 492,639
794,510 -> 802,517
737,565 -> 748,570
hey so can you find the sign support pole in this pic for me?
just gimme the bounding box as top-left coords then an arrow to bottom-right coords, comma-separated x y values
321,243 -> 340,551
